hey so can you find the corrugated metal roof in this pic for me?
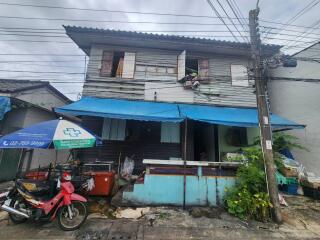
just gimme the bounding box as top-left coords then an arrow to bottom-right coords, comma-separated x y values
64,26 -> 281,53
0,79 -> 71,103
0,79 -> 49,93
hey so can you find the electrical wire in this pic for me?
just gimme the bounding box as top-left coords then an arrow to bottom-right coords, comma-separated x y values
0,25 -> 318,40
0,1 -> 319,32
0,1 -> 250,20
214,0 -> 248,42
0,15 -> 246,26
229,0 -> 249,29
206,0 -> 240,42
225,0 -> 249,41
263,0 -> 320,40
282,19 -> 320,50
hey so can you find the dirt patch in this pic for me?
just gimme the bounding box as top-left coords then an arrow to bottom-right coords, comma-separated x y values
280,194 -> 320,235
87,198 -> 116,219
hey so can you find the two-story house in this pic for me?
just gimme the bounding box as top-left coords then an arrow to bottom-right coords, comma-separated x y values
57,27 -> 303,206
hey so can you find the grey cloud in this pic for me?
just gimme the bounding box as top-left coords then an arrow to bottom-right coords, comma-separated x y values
0,0 -> 319,99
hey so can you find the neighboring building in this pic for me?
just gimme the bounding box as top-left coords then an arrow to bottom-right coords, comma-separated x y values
0,79 -> 71,181
57,27 -> 302,206
269,42 -> 320,173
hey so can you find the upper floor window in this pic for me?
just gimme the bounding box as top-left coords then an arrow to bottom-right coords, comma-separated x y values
100,51 -> 136,79
185,58 -> 209,78
231,64 -> 249,86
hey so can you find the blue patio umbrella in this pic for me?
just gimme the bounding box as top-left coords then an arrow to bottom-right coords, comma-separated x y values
0,119 -> 98,150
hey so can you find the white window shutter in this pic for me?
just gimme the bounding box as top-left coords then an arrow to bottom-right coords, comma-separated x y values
231,65 -> 249,86
122,52 -> 136,79
177,50 -> 186,81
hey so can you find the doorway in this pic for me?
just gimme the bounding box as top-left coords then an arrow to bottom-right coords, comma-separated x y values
0,149 -> 22,181
193,122 -> 218,162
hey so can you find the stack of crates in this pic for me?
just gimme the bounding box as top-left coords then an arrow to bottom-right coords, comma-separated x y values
301,179 -> 320,200
276,171 -> 299,195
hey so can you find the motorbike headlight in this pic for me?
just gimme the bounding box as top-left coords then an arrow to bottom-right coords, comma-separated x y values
62,172 -> 72,181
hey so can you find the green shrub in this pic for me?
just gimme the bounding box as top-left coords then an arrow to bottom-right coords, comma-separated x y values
225,187 -> 272,221
272,132 -> 308,153
225,133 -> 307,221
224,146 -> 272,221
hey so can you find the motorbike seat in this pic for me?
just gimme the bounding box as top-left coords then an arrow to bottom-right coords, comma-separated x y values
16,179 -> 52,198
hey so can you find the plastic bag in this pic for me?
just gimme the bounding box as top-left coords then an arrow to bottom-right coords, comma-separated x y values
121,156 -> 134,179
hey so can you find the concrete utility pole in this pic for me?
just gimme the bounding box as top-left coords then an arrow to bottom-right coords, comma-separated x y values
249,8 -> 282,223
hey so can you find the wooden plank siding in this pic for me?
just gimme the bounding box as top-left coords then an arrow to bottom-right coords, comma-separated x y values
83,44 -> 256,107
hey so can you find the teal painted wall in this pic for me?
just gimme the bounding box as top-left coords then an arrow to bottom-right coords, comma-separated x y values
123,173 -> 236,206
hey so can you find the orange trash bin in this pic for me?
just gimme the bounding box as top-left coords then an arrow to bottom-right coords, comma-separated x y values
87,171 -> 115,196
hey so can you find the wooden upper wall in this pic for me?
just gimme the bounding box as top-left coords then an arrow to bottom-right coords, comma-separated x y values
83,44 -> 256,108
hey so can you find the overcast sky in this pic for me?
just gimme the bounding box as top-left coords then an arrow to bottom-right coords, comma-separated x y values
0,0 -> 319,100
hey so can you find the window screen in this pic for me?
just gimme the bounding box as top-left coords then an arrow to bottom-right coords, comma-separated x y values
102,118 -> 126,141
161,122 -> 180,143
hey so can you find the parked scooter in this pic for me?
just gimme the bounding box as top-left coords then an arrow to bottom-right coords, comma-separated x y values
0,168 -> 88,231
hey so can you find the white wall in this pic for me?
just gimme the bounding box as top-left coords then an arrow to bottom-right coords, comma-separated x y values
268,80 -> 320,173
271,60 -> 320,80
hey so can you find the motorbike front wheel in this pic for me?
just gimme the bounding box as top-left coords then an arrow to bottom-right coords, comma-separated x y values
57,201 -> 87,231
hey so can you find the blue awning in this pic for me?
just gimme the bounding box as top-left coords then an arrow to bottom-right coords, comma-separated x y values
56,97 -> 304,129
0,96 -> 11,120
56,97 -> 183,122
178,104 -> 305,129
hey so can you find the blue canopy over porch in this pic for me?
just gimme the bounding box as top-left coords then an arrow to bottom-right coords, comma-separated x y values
56,97 -> 304,129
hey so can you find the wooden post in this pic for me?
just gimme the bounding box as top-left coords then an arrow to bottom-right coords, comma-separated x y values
249,8 -> 282,223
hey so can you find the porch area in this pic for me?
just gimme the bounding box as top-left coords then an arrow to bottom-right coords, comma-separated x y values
56,97 -> 303,206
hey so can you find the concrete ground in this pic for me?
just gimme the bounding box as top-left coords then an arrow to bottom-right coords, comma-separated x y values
0,197 -> 320,240
0,215 -> 317,240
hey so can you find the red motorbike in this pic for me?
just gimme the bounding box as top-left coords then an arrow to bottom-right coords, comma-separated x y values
0,169 -> 88,231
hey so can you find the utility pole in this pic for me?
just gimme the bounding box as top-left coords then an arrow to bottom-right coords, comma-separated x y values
249,8 -> 282,223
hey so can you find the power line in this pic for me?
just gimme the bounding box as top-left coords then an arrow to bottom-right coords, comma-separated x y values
229,0 -> 249,29
226,0 -> 249,41
214,0 -> 248,42
260,19 -> 320,30
1,27 -> 320,40
0,69 -> 84,74
0,15 -> 246,26
0,34 -> 314,44
263,0 -> 320,40
0,53 -> 84,56
0,25 -> 319,39
282,19 -> 320,50
0,39 -> 73,44
261,25 -> 320,37
1,62 -> 85,68
206,0 -> 240,42
0,1 -> 250,20
1,1 -> 320,32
